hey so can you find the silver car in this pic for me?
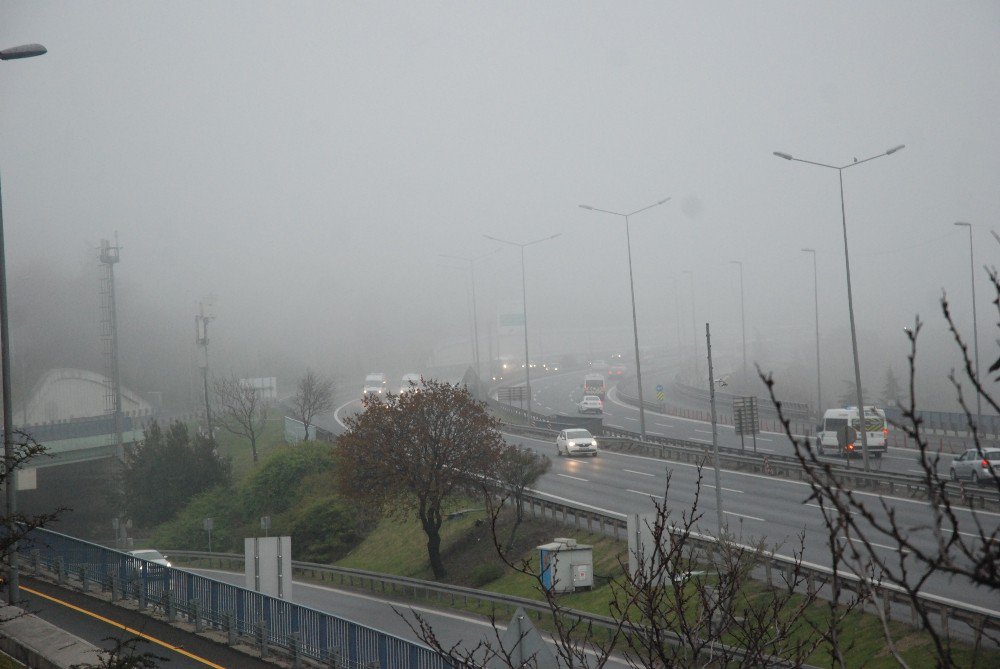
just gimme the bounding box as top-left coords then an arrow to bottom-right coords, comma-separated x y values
949,447 -> 1000,484
556,429 -> 598,457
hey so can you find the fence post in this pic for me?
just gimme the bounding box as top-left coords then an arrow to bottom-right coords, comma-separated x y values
111,575 -> 121,602
289,633 -> 302,669
78,566 -> 88,592
225,613 -> 237,645
31,550 -> 39,574
166,592 -> 176,622
258,619 -> 269,658
55,556 -> 65,585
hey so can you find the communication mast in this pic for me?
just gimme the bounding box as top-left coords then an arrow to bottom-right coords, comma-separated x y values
99,236 -> 123,459
195,300 -> 215,438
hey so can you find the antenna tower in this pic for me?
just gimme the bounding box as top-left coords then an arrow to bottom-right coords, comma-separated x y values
99,237 -> 123,458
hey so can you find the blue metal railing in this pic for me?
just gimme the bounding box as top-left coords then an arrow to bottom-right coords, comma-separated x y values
19,527 -> 450,669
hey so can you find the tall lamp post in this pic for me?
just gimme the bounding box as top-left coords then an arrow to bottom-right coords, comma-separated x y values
954,222 -> 981,428
439,248 -> 499,383
1,42 -> 47,605
729,260 -> 747,381
774,144 -> 905,471
683,270 -> 699,380
483,233 -> 560,419
801,248 -> 822,415
579,197 -> 671,441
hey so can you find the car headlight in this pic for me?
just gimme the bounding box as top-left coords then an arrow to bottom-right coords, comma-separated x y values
568,441 -> 575,447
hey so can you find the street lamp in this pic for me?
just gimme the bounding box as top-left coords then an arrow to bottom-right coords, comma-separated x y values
1,41 -> 47,604
773,144 -> 905,471
954,222 -> 981,428
579,197 -> 671,441
729,260 -> 747,381
801,248 -> 822,415
483,233 -> 560,420
683,270 -> 699,380
438,248 -> 499,383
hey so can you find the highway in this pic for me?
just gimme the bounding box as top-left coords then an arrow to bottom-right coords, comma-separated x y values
328,371 -> 998,618
528,368 -> 961,477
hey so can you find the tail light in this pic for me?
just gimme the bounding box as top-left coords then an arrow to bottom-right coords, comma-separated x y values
847,443 -> 855,451
983,459 -> 990,469
882,428 -> 889,437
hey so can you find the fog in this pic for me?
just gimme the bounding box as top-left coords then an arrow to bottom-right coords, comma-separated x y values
2,2 -> 998,413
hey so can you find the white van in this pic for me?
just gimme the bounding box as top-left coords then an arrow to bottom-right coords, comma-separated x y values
815,405 -> 888,458
363,373 -> 388,398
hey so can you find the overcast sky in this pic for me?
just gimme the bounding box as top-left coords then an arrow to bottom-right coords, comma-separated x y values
2,2 -> 998,409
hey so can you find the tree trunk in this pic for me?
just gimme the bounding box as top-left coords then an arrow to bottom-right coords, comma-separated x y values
250,436 -> 258,463
420,503 -> 446,579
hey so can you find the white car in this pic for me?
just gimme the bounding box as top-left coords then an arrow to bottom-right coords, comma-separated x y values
578,395 -> 603,414
399,373 -> 421,394
556,429 -> 598,457
129,549 -> 171,567
949,447 -> 1000,484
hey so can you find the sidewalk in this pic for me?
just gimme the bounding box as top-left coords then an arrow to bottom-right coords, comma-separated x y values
0,603 -> 102,669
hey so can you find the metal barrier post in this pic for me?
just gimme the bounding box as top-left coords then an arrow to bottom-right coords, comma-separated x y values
289,633 -> 301,669
257,619 -> 269,658
55,556 -> 65,585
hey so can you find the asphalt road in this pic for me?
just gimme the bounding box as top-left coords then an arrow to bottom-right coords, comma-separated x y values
19,576 -> 276,668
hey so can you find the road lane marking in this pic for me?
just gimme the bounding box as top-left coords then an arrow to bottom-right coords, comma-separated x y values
648,430 -> 665,436
805,503 -> 856,515
840,537 -> 910,555
695,429 -> 713,434
724,511 -> 764,522
623,469 -> 656,477
704,484 -> 744,494
556,473 -> 589,482
22,586 -> 226,669
622,417 -> 639,422
691,438 -> 711,444
627,489 -> 663,499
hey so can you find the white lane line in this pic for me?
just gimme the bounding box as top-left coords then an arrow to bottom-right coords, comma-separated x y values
622,417 -> 639,422
841,537 -> 910,555
627,489 -> 663,500
724,511 -> 764,522
754,437 -> 773,442
691,438 -> 711,444
654,422 -> 674,428
557,473 -> 588,482
623,469 -> 656,477
694,429 -> 713,434
704,484 -> 744,494
648,430 -> 665,436
805,503 -> 856,515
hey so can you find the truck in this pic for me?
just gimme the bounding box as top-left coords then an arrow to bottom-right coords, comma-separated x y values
583,373 -> 606,399
814,405 -> 888,458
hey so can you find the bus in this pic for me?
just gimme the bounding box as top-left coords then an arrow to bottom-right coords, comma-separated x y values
583,373 -> 606,399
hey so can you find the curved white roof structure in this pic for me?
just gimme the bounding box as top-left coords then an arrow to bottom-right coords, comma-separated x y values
22,368 -> 152,425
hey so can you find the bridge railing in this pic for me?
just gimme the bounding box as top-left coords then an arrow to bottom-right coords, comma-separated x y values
18,527 -> 450,669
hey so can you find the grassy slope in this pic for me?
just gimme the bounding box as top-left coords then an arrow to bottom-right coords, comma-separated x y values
335,505 -> 998,669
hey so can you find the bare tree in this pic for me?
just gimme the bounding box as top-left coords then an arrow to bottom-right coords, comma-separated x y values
764,272 -> 1000,667
213,373 -> 270,464
290,369 -> 334,442
485,444 -> 550,550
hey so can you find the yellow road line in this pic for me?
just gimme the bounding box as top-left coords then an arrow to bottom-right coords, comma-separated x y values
22,585 -> 227,669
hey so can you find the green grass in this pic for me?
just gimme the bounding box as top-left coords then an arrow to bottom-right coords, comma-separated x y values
334,505 -> 1000,669
209,413 -> 287,479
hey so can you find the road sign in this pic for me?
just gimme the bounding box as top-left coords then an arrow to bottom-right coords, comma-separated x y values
656,391 -> 665,401
656,384 -> 664,392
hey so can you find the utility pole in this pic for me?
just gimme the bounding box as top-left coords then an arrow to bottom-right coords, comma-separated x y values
99,237 -> 123,459
195,302 -> 214,439
706,323 -> 725,533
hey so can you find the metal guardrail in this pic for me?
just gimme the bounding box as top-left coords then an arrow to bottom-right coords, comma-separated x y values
165,550 -> 813,667
18,528 -> 449,669
607,387 -> 1000,511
